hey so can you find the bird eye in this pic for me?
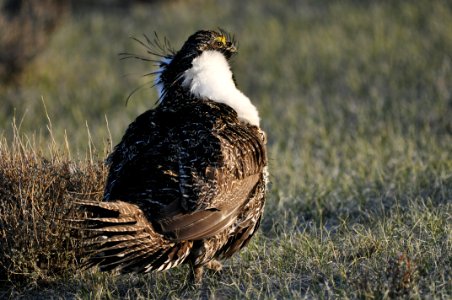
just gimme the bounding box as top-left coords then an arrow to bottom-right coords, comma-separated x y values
213,36 -> 226,48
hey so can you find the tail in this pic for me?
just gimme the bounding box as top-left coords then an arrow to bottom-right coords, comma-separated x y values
70,200 -> 192,273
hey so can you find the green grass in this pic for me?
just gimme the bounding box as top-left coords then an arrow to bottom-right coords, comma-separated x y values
1,0 -> 451,298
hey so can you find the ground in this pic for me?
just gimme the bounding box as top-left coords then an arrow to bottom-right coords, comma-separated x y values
0,0 -> 451,298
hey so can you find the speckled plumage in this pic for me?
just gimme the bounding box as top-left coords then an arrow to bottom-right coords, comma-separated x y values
76,30 -> 267,283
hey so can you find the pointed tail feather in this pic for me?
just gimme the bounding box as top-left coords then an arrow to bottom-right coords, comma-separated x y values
70,200 -> 191,273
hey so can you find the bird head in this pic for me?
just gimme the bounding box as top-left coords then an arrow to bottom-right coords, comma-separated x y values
155,29 -> 237,101
178,30 -> 237,60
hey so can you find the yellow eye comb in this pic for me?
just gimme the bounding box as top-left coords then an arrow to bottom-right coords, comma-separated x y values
214,35 -> 226,45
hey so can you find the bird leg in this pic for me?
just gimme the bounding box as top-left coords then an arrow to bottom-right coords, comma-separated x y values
191,265 -> 204,285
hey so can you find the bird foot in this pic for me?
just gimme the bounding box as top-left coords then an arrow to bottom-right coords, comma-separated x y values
190,260 -> 223,284
205,259 -> 223,271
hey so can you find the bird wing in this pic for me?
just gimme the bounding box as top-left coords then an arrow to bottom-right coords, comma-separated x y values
105,101 -> 267,241
155,118 -> 266,241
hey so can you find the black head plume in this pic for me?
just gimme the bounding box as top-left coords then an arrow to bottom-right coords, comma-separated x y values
119,32 -> 175,105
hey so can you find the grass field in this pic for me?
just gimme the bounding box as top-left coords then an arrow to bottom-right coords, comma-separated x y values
1,0 -> 451,298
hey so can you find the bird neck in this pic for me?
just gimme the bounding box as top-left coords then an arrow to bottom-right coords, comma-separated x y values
180,51 -> 260,126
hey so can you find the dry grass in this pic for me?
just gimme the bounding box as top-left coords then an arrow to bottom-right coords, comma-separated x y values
0,120 -> 106,291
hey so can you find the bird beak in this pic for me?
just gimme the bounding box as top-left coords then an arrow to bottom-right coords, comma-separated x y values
228,45 -> 237,53
226,42 -> 237,54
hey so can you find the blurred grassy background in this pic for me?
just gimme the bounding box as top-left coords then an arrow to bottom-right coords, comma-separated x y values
0,0 -> 451,298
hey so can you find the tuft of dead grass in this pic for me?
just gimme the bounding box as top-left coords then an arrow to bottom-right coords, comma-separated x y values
0,121 -> 106,287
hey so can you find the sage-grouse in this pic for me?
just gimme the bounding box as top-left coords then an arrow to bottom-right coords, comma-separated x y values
76,29 -> 268,283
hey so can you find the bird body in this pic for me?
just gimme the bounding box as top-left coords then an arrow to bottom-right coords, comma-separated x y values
76,30 -> 268,283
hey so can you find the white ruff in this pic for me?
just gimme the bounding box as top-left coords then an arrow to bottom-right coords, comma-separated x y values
182,51 -> 260,126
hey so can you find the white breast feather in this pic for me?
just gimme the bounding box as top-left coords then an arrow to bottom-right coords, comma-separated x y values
181,51 -> 260,126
